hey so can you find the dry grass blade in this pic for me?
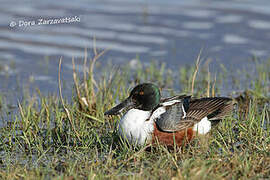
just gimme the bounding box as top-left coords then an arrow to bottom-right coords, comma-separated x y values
212,74 -> 217,97
17,100 -> 24,119
83,47 -> 92,109
90,37 -> 110,79
84,39 -> 109,109
191,49 -> 202,95
72,58 -> 81,99
102,66 -> 121,97
72,58 -> 86,108
58,57 -> 81,140
17,100 -> 25,129
93,36 -> 97,57
90,37 -> 106,91
90,50 -> 109,85
206,59 -> 212,97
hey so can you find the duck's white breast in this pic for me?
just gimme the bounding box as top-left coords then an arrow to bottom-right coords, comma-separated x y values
118,109 -> 154,145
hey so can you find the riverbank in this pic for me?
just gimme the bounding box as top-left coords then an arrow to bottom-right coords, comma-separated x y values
0,52 -> 269,179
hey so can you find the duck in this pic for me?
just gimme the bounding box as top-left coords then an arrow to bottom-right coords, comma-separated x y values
104,83 -> 233,147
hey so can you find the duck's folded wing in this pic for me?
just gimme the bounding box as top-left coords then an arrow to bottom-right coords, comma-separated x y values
187,97 -> 233,121
155,97 -> 233,132
155,96 -> 193,132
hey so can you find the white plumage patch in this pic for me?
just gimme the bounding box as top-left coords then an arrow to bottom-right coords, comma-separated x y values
181,104 -> 187,118
192,117 -> 211,134
118,109 -> 154,145
161,99 -> 181,106
150,107 -> 166,121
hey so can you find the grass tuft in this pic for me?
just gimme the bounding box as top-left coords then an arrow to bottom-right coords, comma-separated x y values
0,50 -> 269,179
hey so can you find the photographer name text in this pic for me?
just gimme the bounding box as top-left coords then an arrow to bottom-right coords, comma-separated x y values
10,16 -> 80,28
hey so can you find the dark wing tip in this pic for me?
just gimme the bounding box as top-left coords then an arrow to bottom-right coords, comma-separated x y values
187,97 -> 234,120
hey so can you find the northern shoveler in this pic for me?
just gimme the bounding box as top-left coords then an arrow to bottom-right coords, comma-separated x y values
104,83 -> 233,147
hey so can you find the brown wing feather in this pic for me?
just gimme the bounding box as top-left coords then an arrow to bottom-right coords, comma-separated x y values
173,118 -> 199,131
174,97 -> 233,131
186,97 -> 233,120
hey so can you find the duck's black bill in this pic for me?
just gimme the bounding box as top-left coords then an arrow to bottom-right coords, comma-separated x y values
104,97 -> 135,116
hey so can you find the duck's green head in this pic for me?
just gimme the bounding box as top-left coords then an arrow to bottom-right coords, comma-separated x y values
104,83 -> 161,115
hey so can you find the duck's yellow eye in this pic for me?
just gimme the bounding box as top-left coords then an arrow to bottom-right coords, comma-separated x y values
139,91 -> 144,95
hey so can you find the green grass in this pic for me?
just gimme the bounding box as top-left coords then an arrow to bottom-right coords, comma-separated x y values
0,51 -> 269,179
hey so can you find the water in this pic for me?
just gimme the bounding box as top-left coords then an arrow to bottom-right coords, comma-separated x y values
0,0 -> 270,114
